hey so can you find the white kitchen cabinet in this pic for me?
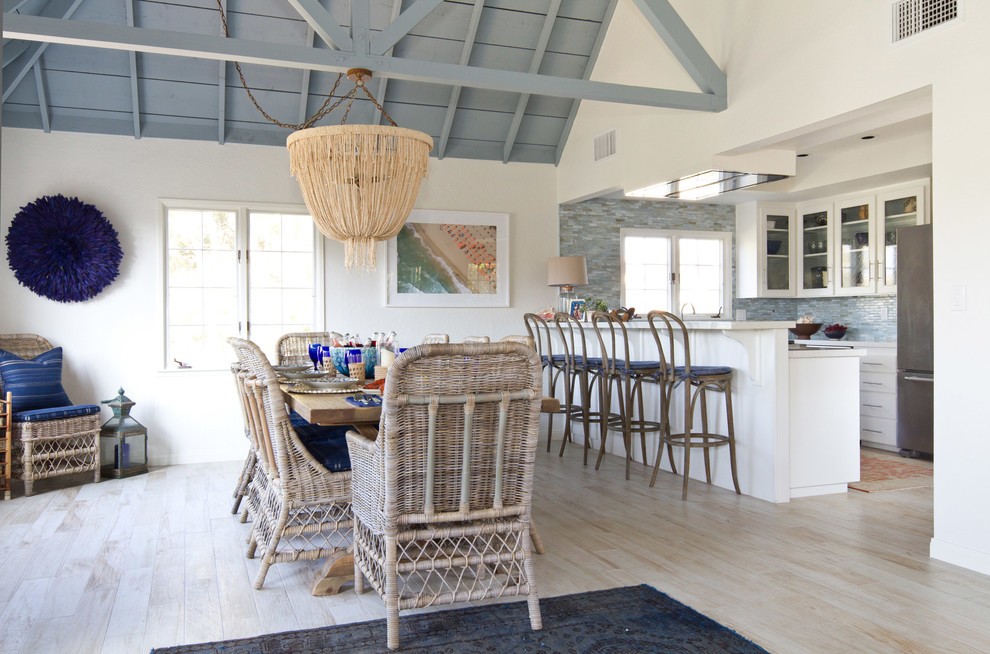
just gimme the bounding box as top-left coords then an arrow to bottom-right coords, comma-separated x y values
796,202 -> 833,297
876,183 -> 928,294
735,179 -> 929,299
858,346 -> 898,451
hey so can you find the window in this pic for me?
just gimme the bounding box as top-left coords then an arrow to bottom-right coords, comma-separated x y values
620,228 -> 731,315
163,201 -> 323,369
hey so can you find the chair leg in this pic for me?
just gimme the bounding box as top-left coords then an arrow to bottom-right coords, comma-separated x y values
725,379 -> 741,494
523,529 -> 543,631
353,521 -> 366,594
581,373 -> 593,466
636,378 -> 649,466
385,535 -> 401,650
681,385 -> 695,501
253,507 -> 288,589
529,519 -> 546,555
594,378 -> 611,471
620,378 -> 633,481
699,387 -> 713,484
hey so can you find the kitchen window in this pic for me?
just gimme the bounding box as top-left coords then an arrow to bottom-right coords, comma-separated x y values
162,200 -> 324,370
620,228 -> 731,316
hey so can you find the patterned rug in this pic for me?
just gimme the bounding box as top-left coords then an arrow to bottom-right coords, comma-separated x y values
150,584 -> 768,653
848,448 -> 933,492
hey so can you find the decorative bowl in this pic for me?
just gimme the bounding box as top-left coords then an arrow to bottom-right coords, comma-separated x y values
824,331 -> 846,339
767,240 -> 782,255
788,323 -> 822,340
327,346 -> 378,378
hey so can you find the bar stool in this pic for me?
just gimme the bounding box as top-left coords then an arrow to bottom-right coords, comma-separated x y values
553,312 -> 604,464
591,310 -> 663,480
647,310 -> 740,500
523,313 -> 566,451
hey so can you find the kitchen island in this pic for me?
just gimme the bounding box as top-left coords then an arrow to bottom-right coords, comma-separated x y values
559,319 -> 862,502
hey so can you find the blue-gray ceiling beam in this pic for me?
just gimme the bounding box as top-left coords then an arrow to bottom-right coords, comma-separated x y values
350,0 -> 370,55
555,0 -> 617,165
629,0 -> 726,96
503,0 -> 559,163
1,0 -> 83,102
438,0 -> 485,159
297,27 -> 315,125
371,0 -> 443,55
32,61 -> 49,132
2,13 -> 726,111
126,0 -> 141,139
217,0 -> 226,144
3,39 -> 29,67
286,0 -> 352,52
374,0 -> 403,126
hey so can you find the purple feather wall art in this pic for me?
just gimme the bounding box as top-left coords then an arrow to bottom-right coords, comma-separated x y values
6,194 -> 123,303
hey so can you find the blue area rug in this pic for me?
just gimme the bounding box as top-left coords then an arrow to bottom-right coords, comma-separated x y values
150,584 -> 768,653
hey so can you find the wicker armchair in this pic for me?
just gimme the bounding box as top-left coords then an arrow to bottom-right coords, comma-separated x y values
1,391 -> 11,500
0,334 -> 101,497
229,363 -> 259,520
275,331 -> 331,367
347,342 -> 544,649
228,337 -> 352,589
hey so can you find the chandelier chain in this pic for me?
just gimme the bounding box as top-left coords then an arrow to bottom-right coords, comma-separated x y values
215,1 -> 395,130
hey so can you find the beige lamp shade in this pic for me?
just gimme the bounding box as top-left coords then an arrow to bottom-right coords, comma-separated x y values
547,256 -> 588,288
288,124 -> 433,271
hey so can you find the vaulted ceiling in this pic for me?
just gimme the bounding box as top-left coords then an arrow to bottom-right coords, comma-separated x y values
2,0 -> 725,164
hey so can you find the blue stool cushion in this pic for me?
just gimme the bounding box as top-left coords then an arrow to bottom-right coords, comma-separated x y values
674,365 -> 733,379
13,404 -> 101,423
0,347 -> 73,412
615,360 -> 662,371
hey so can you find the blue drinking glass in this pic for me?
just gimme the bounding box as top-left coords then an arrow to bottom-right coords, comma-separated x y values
308,343 -> 321,371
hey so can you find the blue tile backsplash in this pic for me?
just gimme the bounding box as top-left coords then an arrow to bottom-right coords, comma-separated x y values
559,197 -> 897,343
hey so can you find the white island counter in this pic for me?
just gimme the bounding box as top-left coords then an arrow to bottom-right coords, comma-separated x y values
559,319 -> 863,503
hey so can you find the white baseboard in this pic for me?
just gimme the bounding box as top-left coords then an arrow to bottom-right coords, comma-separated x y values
930,538 -> 990,577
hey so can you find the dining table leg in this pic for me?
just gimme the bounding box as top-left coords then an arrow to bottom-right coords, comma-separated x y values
311,549 -> 354,596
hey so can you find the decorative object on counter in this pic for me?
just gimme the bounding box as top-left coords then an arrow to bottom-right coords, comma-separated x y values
789,315 -> 822,340
824,324 -> 848,339
6,194 -> 123,303
548,256 -> 588,314
569,300 -> 586,320
99,388 -> 148,479
608,307 -> 636,322
854,232 -> 869,247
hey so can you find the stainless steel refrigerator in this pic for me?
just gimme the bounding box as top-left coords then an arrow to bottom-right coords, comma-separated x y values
896,224 -> 934,457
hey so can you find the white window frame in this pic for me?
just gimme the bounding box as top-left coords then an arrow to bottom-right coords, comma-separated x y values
158,199 -> 325,371
620,228 -> 732,315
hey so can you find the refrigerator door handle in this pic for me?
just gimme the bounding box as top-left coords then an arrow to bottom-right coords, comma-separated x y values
903,375 -> 934,383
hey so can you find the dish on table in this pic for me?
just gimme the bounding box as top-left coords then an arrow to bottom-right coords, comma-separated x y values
278,370 -> 334,381
272,364 -> 313,373
286,378 -> 364,394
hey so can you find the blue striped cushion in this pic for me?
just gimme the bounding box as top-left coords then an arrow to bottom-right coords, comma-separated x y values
13,404 -> 101,423
0,347 -> 72,412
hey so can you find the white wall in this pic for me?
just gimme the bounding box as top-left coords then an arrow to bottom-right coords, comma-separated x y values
557,0 -> 990,574
0,128 -> 558,467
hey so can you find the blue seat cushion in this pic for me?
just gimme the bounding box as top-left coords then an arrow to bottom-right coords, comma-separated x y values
303,430 -> 351,472
0,347 -> 73,412
674,365 -> 733,379
13,404 -> 101,423
614,359 -> 662,371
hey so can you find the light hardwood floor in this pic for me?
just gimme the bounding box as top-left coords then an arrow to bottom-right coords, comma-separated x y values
0,444 -> 987,654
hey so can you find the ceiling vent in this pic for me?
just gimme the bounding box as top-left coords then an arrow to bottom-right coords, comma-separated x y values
892,0 -> 959,42
593,129 -> 617,163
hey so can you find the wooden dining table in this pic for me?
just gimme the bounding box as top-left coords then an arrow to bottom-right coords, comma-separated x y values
280,385 -> 559,596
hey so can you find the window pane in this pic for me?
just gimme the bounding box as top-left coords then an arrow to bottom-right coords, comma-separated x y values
250,251 -> 283,288
203,211 -> 236,250
282,289 -> 314,324
678,237 -> 724,314
203,250 -> 237,288
623,233 -> 671,311
169,288 -> 203,325
250,288 -> 282,324
168,250 -> 202,287
168,211 -> 203,249
282,252 -> 314,288
250,213 -> 282,251
281,214 -> 313,252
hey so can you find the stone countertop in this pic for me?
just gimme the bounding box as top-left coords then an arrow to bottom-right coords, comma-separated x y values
791,339 -> 896,348
619,319 -> 795,330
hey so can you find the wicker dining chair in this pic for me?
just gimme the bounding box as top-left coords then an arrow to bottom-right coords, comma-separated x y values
420,333 -> 450,344
229,362 -> 259,520
1,391 -> 12,500
276,331 -> 332,367
0,334 -> 101,497
228,337 -> 353,589
553,312 -> 605,465
346,342 -> 544,650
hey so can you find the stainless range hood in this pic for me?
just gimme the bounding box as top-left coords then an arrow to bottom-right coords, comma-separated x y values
627,170 -> 790,201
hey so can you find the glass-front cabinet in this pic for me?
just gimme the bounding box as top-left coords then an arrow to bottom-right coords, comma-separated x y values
835,196 -> 876,295
876,185 -> 926,294
760,206 -> 795,297
797,203 -> 832,296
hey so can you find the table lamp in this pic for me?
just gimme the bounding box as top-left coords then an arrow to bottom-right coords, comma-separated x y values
547,256 -> 588,314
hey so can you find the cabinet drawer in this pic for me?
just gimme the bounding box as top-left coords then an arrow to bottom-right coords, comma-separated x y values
861,391 -> 896,419
860,371 -> 896,393
860,415 -> 896,447
860,354 -> 896,374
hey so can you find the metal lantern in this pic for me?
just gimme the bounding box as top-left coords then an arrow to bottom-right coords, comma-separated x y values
99,388 -> 148,478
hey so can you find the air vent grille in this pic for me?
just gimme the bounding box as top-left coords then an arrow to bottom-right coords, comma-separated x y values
893,0 -> 958,42
593,129 -> 617,163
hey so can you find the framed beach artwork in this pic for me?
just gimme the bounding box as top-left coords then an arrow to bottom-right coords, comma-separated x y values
386,209 -> 509,307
